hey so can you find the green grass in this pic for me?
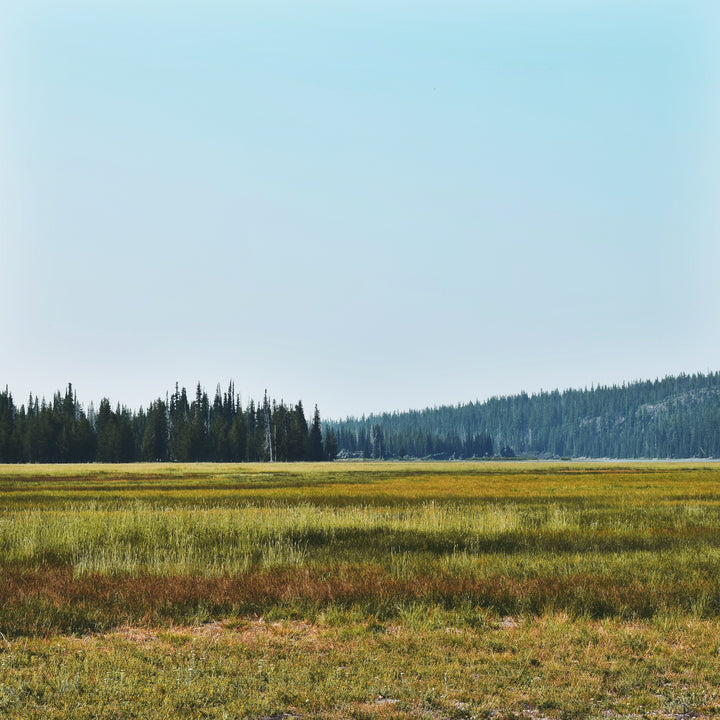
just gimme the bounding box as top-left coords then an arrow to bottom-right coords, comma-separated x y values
2,613 -> 720,719
1,461 -> 719,718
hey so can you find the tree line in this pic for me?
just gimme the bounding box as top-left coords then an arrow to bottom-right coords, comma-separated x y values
3,371 -> 719,463
330,371 -> 720,460
0,382 -> 337,463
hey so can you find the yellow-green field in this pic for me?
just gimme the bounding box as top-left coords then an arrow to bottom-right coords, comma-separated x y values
1,461 -> 719,719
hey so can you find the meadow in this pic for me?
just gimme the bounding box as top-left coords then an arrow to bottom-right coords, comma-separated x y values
1,461 -> 719,719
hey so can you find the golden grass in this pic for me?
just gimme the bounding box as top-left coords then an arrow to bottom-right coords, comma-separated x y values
1,461 -> 720,717
2,614 -> 719,719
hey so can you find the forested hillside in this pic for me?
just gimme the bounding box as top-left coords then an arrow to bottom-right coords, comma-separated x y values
330,372 -> 720,460
0,382 -> 336,463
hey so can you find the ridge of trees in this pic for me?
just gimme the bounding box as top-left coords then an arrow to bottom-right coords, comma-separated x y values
0,382 -> 336,463
3,371 -> 719,463
329,371 -> 720,460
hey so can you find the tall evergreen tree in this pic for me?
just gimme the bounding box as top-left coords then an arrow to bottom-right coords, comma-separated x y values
141,400 -> 169,461
288,402 -> 308,461
229,401 -> 247,461
208,385 -> 230,461
96,398 -> 114,462
0,388 -> 17,462
307,405 -> 324,461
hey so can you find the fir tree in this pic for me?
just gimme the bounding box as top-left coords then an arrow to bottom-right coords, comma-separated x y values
307,405 -> 324,461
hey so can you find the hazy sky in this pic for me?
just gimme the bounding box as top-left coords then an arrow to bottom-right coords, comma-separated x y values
2,0 -> 719,419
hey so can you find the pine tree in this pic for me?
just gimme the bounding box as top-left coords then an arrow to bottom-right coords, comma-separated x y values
141,400 -> 169,461
245,400 -> 260,461
289,402 -> 308,461
96,398 -> 114,462
229,403 -> 247,461
208,385 -> 229,461
307,405 -> 324,461
0,388 -> 17,462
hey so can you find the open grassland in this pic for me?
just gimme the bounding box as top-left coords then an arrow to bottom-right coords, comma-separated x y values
1,461 -> 720,719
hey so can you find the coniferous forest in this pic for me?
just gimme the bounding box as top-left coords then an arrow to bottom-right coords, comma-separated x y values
0,382 -> 335,463
330,371 -> 720,460
1,371 -> 719,462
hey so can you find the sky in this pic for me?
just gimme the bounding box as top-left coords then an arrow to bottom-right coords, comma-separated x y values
2,0 -> 719,419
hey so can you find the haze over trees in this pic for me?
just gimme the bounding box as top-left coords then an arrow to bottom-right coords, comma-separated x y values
0,382 -> 336,463
330,371 -> 720,460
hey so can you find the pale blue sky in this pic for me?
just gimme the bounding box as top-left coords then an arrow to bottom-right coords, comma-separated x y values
2,1 -> 719,418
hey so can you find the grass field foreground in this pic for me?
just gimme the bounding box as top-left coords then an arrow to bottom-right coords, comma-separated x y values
1,461 -> 719,718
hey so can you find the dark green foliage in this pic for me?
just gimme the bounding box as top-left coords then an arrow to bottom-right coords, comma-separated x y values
500,444 -> 515,458
244,399 -> 259,461
331,371 -> 720,460
0,388 -> 19,461
229,406 -> 247,462
96,399 -> 134,462
0,385 -> 97,463
168,384 -> 189,461
208,386 -> 229,461
141,400 -> 169,461
5,370 -> 720,462
0,383 -> 325,464
306,405 -> 324,461
289,402 -> 308,461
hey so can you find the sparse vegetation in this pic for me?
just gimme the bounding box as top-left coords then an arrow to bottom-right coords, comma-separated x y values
1,461 -> 720,718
